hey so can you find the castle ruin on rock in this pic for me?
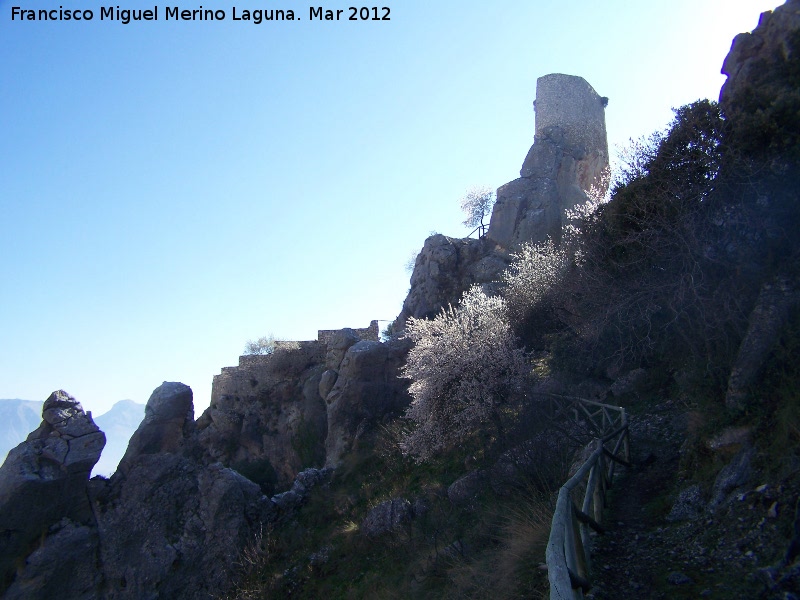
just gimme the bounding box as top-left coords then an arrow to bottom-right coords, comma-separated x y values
487,73 -> 609,248
397,73 -> 609,326
199,318 -> 408,485
0,73 -> 611,600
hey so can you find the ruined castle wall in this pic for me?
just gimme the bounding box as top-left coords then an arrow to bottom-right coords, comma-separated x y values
210,341 -> 324,405
211,323 -> 379,405
317,320 -> 379,345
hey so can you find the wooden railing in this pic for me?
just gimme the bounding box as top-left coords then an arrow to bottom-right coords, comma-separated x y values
543,396 -> 630,599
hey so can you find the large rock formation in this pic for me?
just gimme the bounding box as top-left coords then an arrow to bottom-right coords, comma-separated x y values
93,382 -> 274,599
116,381 -> 194,474
396,234 -> 510,324
200,324 -> 411,480
719,0 -> 800,411
397,73 -> 609,327
720,0 -> 800,113
488,74 -> 609,248
324,337 -> 411,466
0,384 -> 279,600
0,390 -> 105,595
197,343 -> 327,491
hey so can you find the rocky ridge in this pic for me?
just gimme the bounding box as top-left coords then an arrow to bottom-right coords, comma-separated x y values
3,5 -> 795,593
0,71 -> 615,598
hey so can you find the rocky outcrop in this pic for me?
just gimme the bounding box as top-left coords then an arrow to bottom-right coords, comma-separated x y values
719,0 -> 800,113
198,343 -> 327,490
487,74 -> 608,249
0,384 -> 286,600
116,381 -> 193,474
396,74 -> 608,330
96,454 -> 273,599
396,235 -> 510,324
95,382 -> 278,599
202,325 -> 412,480
324,337 -> 412,466
726,275 -> 800,410
0,390 -> 105,595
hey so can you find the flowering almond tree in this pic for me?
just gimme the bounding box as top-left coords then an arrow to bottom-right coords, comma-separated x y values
460,186 -> 495,237
400,285 -> 528,461
502,239 -> 570,324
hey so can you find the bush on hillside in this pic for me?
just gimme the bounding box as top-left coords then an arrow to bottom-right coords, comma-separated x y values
501,240 -> 571,348
400,285 -> 528,462
547,101 -> 748,380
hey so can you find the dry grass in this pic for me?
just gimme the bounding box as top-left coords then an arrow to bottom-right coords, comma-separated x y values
219,525 -> 275,600
442,491 -> 553,600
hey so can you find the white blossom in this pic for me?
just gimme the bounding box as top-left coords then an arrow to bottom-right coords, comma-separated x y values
400,286 -> 528,461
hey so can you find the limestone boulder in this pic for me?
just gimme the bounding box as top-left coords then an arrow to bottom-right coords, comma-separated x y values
324,338 -> 411,466
361,498 -> 412,538
96,455 -> 274,599
709,447 -> 755,510
0,390 -> 105,595
447,470 -> 485,505
117,382 -> 193,474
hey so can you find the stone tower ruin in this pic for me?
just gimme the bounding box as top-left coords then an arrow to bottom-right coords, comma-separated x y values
396,74 -> 609,326
487,73 -> 609,247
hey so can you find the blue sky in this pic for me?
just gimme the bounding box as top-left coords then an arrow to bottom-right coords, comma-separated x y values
0,0 -> 780,415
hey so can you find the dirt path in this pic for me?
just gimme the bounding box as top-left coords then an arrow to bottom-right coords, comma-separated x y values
587,399 -> 798,600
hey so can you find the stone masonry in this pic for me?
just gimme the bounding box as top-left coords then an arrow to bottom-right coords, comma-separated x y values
487,73 -> 609,247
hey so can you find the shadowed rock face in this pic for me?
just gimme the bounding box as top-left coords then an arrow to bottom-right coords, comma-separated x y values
720,0 -> 800,113
201,328 -> 413,483
0,390 -> 105,595
198,345 -> 328,490
324,337 -> 412,466
0,383 -> 280,600
91,381 -> 274,600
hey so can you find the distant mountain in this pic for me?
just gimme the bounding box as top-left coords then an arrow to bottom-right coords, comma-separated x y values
93,400 -> 146,477
0,399 -> 43,464
0,398 -> 145,478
